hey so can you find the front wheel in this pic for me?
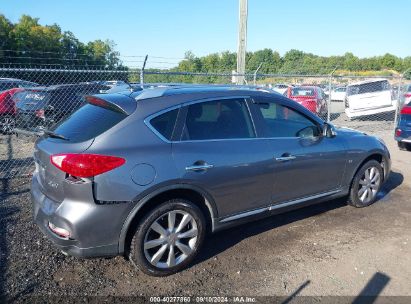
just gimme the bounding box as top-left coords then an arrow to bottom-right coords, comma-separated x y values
129,199 -> 206,276
347,160 -> 383,208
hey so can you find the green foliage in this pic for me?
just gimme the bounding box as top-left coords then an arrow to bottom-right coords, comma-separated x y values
0,14 -> 122,68
404,69 -> 411,80
171,50 -> 411,78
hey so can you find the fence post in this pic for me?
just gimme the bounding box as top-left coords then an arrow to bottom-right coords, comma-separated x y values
327,67 -> 338,123
327,75 -> 332,122
394,75 -> 403,130
140,55 -> 148,86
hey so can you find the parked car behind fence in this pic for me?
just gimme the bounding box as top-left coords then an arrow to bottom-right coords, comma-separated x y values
14,82 -> 110,132
0,78 -> 38,134
344,79 -> 396,119
287,86 -> 328,119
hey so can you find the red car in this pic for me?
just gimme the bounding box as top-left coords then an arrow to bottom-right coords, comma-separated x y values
287,86 -> 327,118
0,78 -> 38,134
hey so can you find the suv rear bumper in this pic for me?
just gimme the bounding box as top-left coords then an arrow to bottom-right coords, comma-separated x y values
345,104 -> 397,118
31,174 -> 122,258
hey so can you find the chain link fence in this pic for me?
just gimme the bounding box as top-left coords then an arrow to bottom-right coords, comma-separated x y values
1,66 -> 409,179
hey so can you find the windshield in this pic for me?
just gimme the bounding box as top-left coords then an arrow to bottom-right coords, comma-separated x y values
291,87 -> 315,96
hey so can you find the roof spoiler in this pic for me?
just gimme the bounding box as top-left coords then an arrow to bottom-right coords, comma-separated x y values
85,94 -> 137,115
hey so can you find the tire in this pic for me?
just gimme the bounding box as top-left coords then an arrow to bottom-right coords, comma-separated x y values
347,160 -> 383,208
129,199 -> 206,276
0,115 -> 16,135
398,141 -> 411,151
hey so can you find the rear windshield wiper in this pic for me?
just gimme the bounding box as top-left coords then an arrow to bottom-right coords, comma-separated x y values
43,130 -> 69,141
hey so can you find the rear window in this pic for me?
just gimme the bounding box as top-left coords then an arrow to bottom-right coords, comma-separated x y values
347,81 -> 390,96
291,88 -> 315,96
150,109 -> 179,141
15,91 -> 50,110
51,104 -> 127,142
407,85 -> 411,92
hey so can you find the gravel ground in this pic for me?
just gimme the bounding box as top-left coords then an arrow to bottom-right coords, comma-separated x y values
0,126 -> 410,302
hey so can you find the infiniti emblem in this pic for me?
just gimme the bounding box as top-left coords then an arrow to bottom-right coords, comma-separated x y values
47,181 -> 59,189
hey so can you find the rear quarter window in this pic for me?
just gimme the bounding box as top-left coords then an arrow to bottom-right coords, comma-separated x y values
149,109 -> 179,141
51,104 -> 127,142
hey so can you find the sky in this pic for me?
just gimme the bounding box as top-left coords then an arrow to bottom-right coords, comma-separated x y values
2,0 -> 411,68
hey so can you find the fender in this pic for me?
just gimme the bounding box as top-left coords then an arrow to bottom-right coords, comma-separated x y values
348,149 -> 389,186
118,183 -> 218,254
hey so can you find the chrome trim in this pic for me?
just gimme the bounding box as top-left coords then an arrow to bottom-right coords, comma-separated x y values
144,95 -> 320,144
173,136 -> 301,144
185,164 -> 214,172
268,189 -> 341,211
143,104 -> 182,143
400,138 -> 411,143
220,207 -> 267,223
144,96 -> 252,143
275,156 -> 296,162
220,189 -> 341,223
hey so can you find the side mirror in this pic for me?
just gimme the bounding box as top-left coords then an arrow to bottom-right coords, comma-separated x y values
323,123 -> 337,138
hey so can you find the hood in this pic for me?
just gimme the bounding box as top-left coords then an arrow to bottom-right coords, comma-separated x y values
335,126 -> 367,137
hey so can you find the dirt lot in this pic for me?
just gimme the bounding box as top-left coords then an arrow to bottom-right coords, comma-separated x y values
0,126 -> 410,302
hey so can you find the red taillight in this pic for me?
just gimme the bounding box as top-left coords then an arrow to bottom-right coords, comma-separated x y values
403,93 -> 411,98
35,109 -> 45,118
50,153 -> 125,177
400,106 -> 411,115
395,129 -> 402,137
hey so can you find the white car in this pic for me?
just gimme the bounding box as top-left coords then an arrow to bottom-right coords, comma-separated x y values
331,87 -> 346,102
345,79 -> 397,119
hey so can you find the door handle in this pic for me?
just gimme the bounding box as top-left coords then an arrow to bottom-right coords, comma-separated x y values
275,155 -> 296,162
185,163 -> 214,172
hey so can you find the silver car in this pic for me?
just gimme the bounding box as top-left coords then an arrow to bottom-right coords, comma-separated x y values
31,86 -> 391,276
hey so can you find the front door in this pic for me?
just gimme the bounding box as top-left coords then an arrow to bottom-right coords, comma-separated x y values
172,97 -> 274,218
250,97 -> 347,204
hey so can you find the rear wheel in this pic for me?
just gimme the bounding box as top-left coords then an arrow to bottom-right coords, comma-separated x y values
398,141 -> 411,151
0,115 -> 16,134
347,160 -> 383,208
129,199 -> 206,276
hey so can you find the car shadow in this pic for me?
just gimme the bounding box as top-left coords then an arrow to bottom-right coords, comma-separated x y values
193,170 -> 403,267
376,171 -> 403,201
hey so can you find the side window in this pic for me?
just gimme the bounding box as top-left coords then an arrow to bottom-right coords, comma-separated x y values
0,82 -> 13,92
255,100 -> 320,138
181,98 -> 255,140
150,108 -> 179,141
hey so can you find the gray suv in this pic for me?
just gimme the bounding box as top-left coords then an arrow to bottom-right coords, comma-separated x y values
31,86 -> 391,276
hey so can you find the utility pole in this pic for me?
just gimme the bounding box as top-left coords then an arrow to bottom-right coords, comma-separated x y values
236,0 -> 248,85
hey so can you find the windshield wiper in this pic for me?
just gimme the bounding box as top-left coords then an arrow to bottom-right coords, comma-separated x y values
43,130 -> 69,141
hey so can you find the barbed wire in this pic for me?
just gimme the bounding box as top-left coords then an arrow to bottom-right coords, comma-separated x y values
0,49 -> 185,61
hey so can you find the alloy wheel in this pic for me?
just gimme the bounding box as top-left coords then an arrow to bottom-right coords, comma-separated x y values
143,210 -> 198,269
0,116 -> 15,134
358,166 -> 381,203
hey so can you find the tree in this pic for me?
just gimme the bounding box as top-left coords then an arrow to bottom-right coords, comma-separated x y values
0,14 -> 122,68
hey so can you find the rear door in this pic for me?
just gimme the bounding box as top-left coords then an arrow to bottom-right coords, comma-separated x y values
171,97 -> 274,218
250,96 -> 347,204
